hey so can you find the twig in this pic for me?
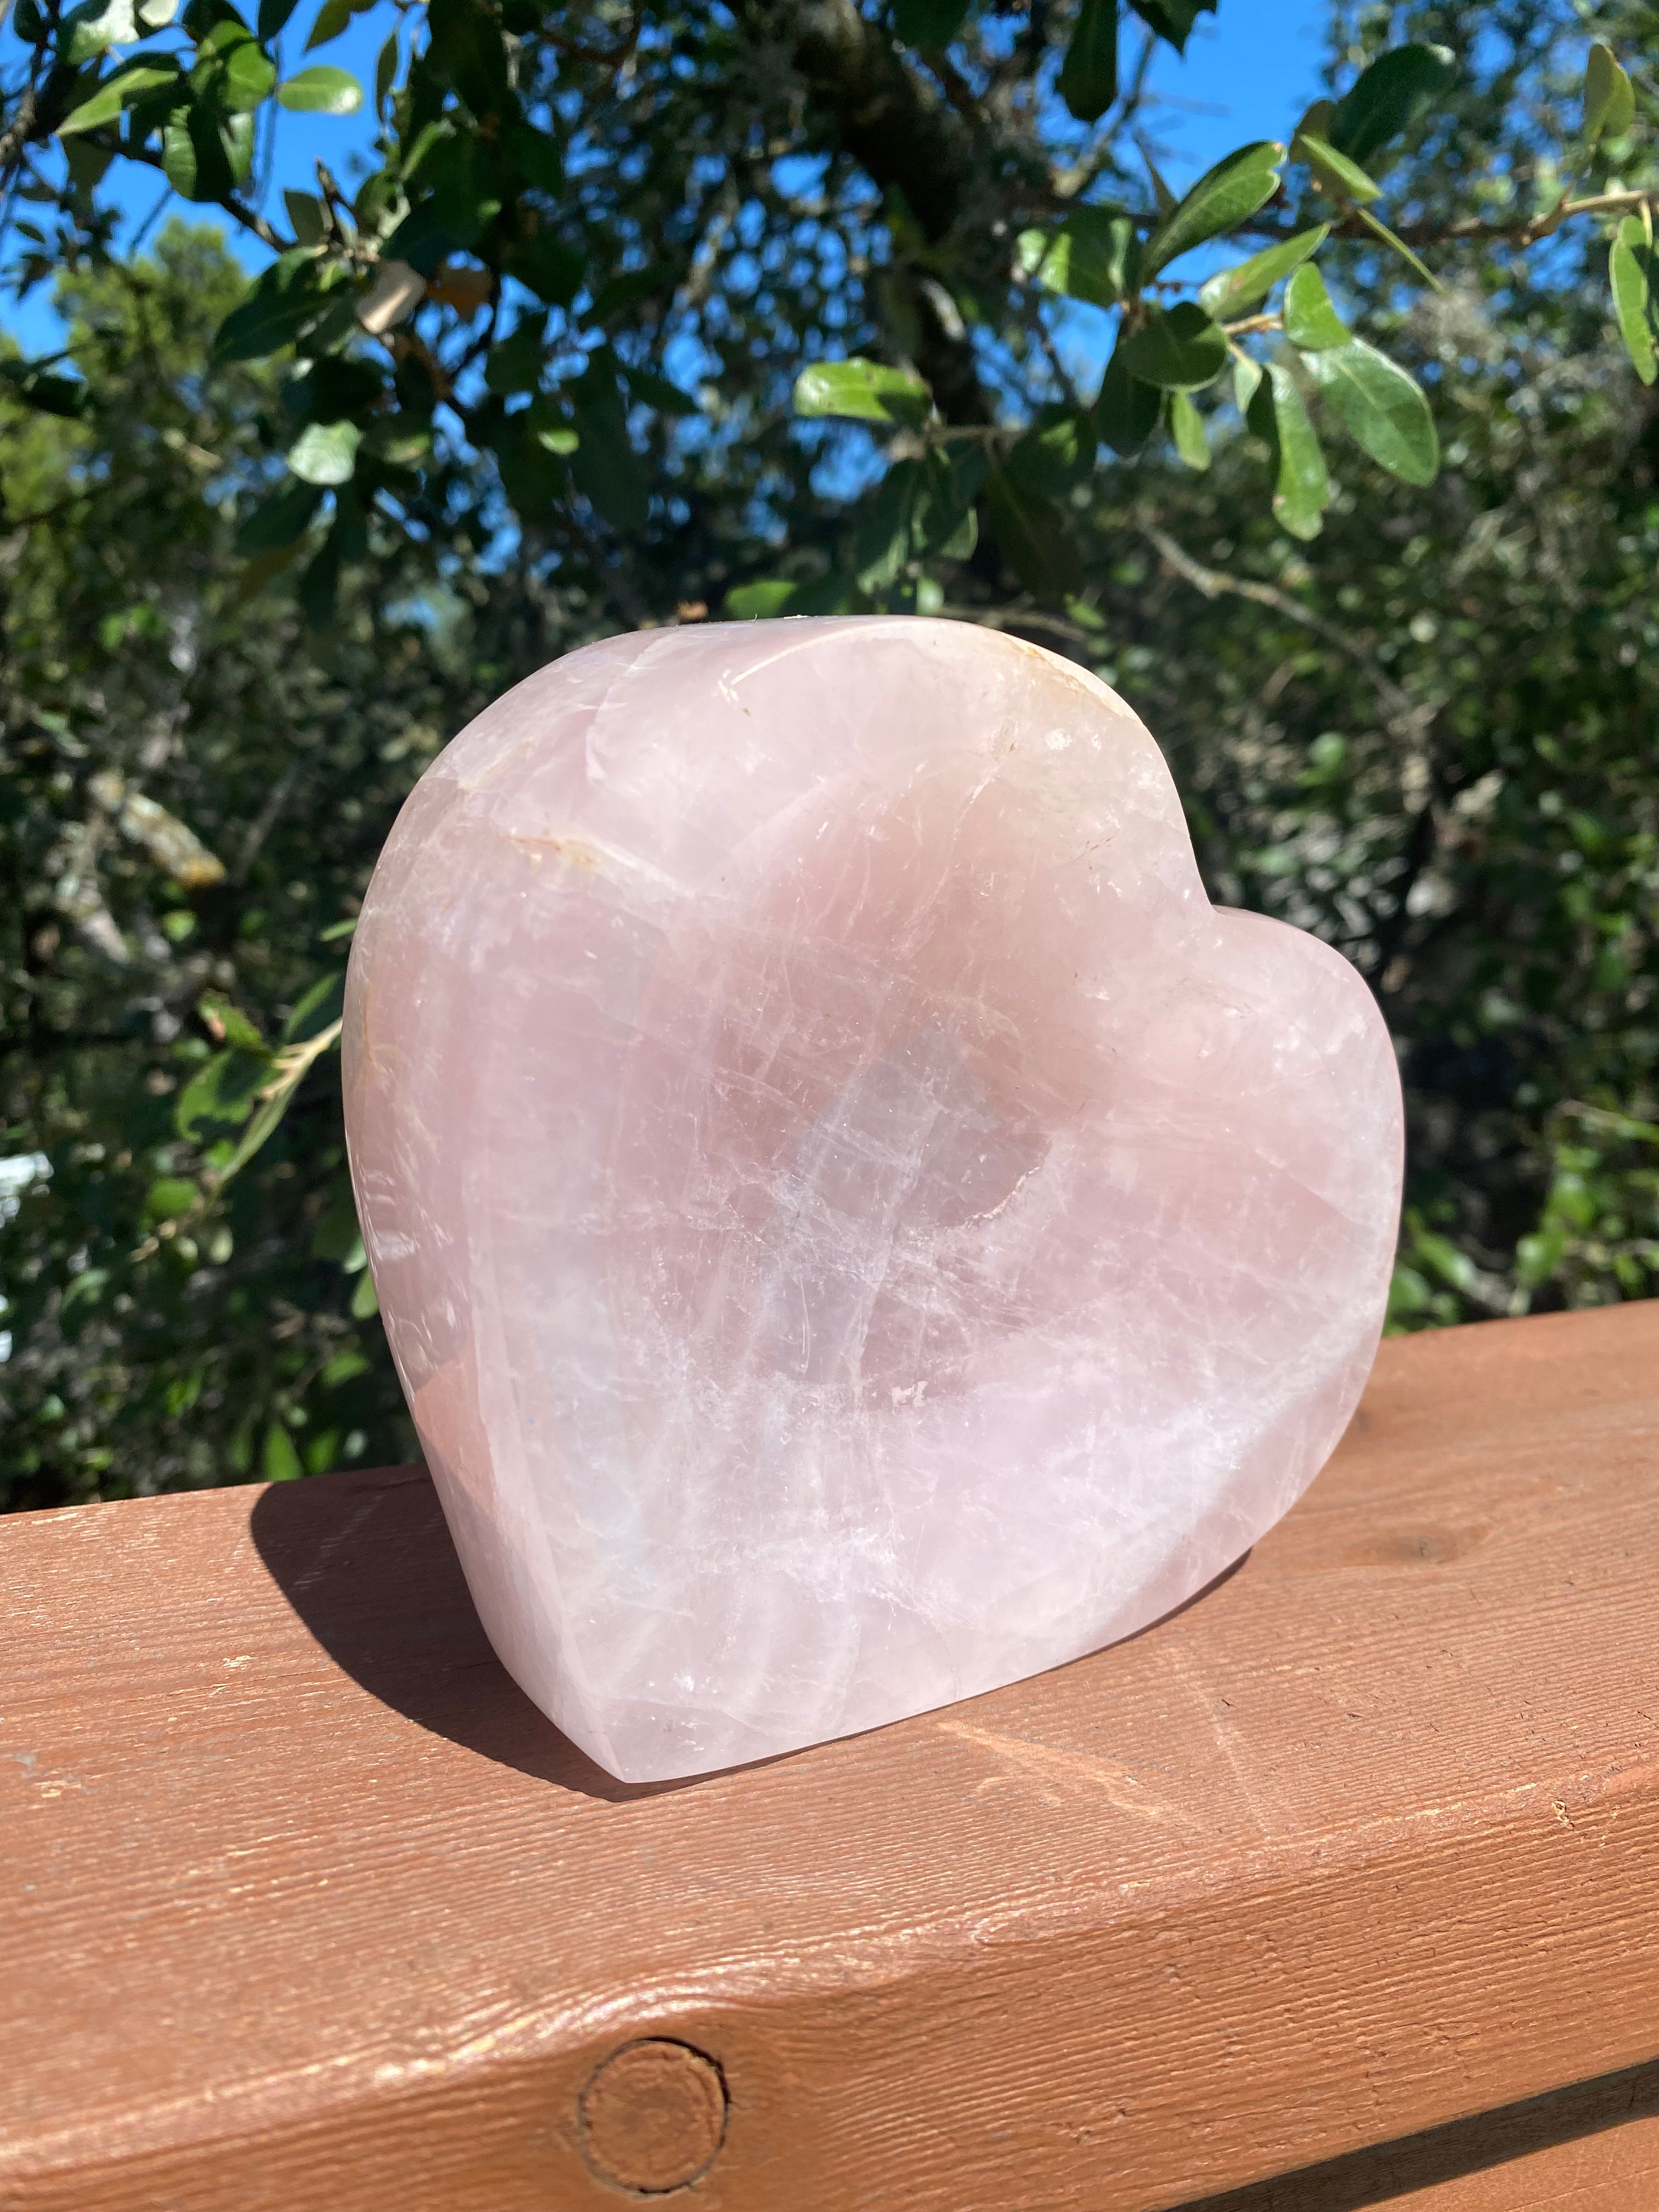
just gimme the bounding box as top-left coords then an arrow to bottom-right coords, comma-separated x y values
1139,521 -> 1426,734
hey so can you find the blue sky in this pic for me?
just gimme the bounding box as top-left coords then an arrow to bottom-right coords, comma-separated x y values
2,0 -> 1330,357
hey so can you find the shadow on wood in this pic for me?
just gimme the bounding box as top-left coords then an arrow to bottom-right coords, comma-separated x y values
1186,2054 -> 1659,2210
248,1466 -> 664,1803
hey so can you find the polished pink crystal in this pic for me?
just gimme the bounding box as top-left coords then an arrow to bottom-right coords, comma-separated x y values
343,619 -> 1402,1781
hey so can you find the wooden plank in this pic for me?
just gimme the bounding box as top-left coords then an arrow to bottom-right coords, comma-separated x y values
1182,2057 -> 1659,2208
3,1304 -> 1658,2211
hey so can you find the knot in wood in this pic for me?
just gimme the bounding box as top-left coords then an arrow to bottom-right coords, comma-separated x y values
579,2039 -> 728,2194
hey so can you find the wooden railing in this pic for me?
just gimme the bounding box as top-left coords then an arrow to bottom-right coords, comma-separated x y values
4,1304 -> 1658,2211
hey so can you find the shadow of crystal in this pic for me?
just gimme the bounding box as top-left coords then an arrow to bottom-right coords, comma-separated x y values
249,1464 -> 706,1804
249,1459 -> 1252,1804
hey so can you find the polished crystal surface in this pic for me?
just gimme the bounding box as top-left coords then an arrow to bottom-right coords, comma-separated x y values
343,618 -> 1402,1782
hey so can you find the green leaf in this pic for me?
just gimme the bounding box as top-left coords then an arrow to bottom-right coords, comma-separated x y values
1167,388 -> 1210,470
286,353 -> 383,425
256,0 -> 300,36
374,26 -> 397,111
198,991 -> 266,1051
283,187 -> 326,245
214,250 -> 338,360
1017,207 -> 1138,308
1094,335 -> 1161,455
176,1048 -> 269,1140
1119,302 -> 1227,389
484,309 -> 548,394
725,579 -> 800,617
349,1270 -> 379,1319
568,372 -> 649,531
1303,337 -> 1438,484
286,419 -> 360,486
892,0 -> 970,47
1353,205 -> 1442,292
237,476 -> 325,552
1583,42 -> 1635,147
1282,262 -> 1351,350
507,121 -> 563,195
1126,0 -> 1213,51
1609,216 -> 1658,385
59,0 -> 137,65
1197,224 -> 1328,317
303,0 -> 371,48
854,459 -> 922,591
986,466 -> 1081,596
793,357 -> 931,426
911,446 -> 981,558
1005,408 -> 1095,497
57,58 -> 181,133
144,1174 -> 200,1225
620,364 -> 699,415
1248,362 -> 1329,540
278,64 -> 362,112
263,1424 -> 304,1481
1058,0 -> 1118,125
381,136 -> 503,273
1293,131 -> 1382,204
281,968 -> 345,1045
0,359 -> 89,418
217,31 -> 276,111
1142,140 -> 1284,279
424,0 -> 511,114
1330,44 -> 1454,169
162,105 -> 244,201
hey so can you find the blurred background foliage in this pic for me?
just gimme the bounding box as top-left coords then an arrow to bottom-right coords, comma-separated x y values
2,0 -> 1657,1509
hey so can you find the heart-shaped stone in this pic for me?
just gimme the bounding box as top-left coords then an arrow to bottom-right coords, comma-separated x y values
344,619 -> 1402,1781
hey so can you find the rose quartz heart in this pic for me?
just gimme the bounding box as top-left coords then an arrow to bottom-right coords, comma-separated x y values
343,619 -> 1402,1781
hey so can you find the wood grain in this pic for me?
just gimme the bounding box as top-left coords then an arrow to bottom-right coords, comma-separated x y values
3,1305 -> 1658,2212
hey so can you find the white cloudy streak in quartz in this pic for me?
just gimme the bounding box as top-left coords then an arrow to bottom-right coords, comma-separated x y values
343,618 -> 1402,1782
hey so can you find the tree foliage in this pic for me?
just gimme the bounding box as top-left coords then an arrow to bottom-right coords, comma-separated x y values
2,0 -> 1657,1507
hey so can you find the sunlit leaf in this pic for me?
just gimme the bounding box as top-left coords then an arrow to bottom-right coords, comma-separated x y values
263,1424 -> 303,1481
1197,224 -> 1328,318
283,969 -> 346,1045
1303,336 -> 1439,483
176,1049 -> 269,1141
1142,141 -> 1284,279
1017,207 -> 1138,307
57,59 -> 180,134
793,357 -> 931,426
286,419 -> 360,486
1294,131 -> 1382,202
1609,216 -> 1658,385
1167,388 -> 1210,469
1583,42 -> 1635,146
1248,362 -> 1329,539
1120,302 -> 1228,388
1282,262 -> 1351,350
278,64 -> 363,113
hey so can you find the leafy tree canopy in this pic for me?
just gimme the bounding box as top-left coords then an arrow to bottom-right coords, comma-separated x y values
2,0 -> 1657,1508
